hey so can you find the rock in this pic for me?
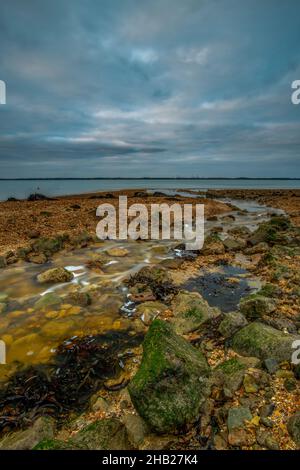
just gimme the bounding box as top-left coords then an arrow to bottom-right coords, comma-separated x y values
232,322 -> 299,362
123,413 -> 149,447
34,292 -> 62,310
31,236 -> 65,256
213,433 -> 228,450
228,428 -> 255,447
260,403 -> 276,418
86,253 -> 109,270
34,439 -> 83,450
202,235 -> 225,255
287,412 -> 300,446
71,418 -> 132,450
67,291 -> 91,306
227,406 -> 252,432
264,358 -> 279,374
243,374 -> 259,393
218,311 -> 248,338
245,242 -> 269,255
170,291 -> 220,335
28,230 -> 41,239
223,237 -> 247,252
159,258 -> 184,270
239,294 -> 276,320
284,377 -> 297,392
0,303 -> 7,314
135,301 -> 167,325
0,417 -> 55,450
0,256 -> 7,268
256,429 -> 280,450
106,247 -> 129,257
213,358 -> 247,393
27,253 -> 48,264
0,293 -> 8,303
260,417 -> 274,428
128,320 -> 210,433
90,396 -> 110,413
37,267 -> 74,284
228,226 -> 251,237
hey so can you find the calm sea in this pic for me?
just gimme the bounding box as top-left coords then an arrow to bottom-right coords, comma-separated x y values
0,179 -> 299,201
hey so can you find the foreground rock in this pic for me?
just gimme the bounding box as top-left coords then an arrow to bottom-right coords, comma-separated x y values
0,417 -> 55,450
232,322 -> 299,362
37,267 -> 74,284
170,291 -> 220,335
71,418 -> 132,450
128,319 -> 210,433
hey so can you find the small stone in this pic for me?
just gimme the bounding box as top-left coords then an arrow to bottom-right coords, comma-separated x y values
264,358 -> 279,374
227,406 -> 252,432
228,428 -> 255,447
260,417 -> 274,428
284,377 -> 297,392
243,374 -> 258,393
260,403 -> 276,418
37,267 -> 74,284
106,247 -> 129,257
218,311 -> 248,338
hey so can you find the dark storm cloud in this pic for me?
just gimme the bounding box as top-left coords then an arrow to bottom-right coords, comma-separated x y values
0,0 -> 300,177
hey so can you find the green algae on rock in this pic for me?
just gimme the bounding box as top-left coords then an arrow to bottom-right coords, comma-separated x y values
232,322 -> 299,362
239,294 -> 276,320
170,291 -> 220,335
37,267 -> 74,284
128,319 -> 210,433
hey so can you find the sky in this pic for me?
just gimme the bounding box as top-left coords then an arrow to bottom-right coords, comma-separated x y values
0,0 -> 300,178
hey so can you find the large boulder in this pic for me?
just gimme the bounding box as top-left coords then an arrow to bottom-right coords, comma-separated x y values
170,291 -> 220,335
128,320 -> 210,433
0,417 -> 55,450
37,267 -> 74,284
232,322 -> 299,362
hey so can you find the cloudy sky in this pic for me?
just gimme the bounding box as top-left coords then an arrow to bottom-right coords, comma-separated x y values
0,0 -> 300,178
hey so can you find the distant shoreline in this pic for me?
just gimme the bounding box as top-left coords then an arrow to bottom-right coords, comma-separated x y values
1,177 -> 300,181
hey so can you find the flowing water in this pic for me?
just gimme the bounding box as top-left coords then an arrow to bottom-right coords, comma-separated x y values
0,196 -> 283,377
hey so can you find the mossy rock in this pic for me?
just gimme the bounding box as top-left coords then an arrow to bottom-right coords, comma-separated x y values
232,322 -> 299,362
239,294 -> 276,320
218,311 -> 248,338
0,417 -> 55,450
170,291 -> 220,335
128,319 -> 210,434
70,418 -> 132,450
31,236 -> 66,256
213,357 -> 247,393
34,439 -> 83,450
37,267 -> 74,284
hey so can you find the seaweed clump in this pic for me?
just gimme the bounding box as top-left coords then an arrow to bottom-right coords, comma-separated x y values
0,330 -> 143,434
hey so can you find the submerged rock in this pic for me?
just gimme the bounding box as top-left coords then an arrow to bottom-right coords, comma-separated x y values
34,292 -> 62,310
170,291 -> 220,335
106,247 -> 129,257
0,417 -> 55,450
232,322 -> 299,362
128,319 -> 210,433
37,267 -> 74,284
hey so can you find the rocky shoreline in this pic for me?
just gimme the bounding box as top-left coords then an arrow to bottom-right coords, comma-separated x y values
0,189 -> 299,450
